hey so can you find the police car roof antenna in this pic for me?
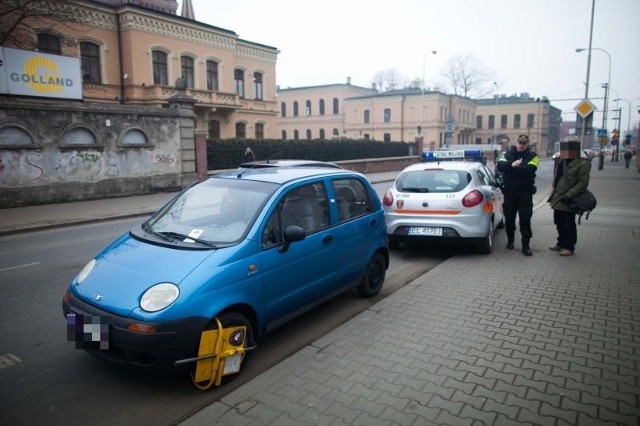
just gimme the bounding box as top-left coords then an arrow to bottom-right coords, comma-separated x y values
237,151 -> 282,178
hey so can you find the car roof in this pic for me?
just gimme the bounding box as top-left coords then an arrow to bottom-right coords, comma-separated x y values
400,160 -> 484,173
214,165 -> 357,185
238,159 -> 342,169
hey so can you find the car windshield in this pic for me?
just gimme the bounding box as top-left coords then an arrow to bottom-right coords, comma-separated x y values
396,169 -> 471,193
145,178 -> 278,245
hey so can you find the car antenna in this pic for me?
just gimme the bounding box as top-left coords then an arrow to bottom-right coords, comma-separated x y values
236,151 -> 282,178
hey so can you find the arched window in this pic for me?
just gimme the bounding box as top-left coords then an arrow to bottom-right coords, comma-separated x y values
364,110 -> 370,124
306,129 -> 312,140
255,123 -> 264,140
384,108 -> 391,123
37,32 -> 61,54
319,129 -> 325,139
0,126 -> 34,146
293,101 -> 299,117
280,102 -> 287,117
234,69 -> 245,98
121,129 -> 148,145
305,100 -> 312,116
208,120 -> 220,139
63,127 -> 97,145
180,56 -> 195,88
253,72 -> 263,100
319,99 -> 325,115
332,98 -> 339,114
293,130 -> 299,140
281,130 -> 287,140
332,128 -> 339,138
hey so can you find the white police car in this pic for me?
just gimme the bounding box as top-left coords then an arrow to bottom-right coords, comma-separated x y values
383,149 -> 504,254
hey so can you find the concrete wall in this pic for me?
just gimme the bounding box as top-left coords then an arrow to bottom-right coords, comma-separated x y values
0,96 -> 199,207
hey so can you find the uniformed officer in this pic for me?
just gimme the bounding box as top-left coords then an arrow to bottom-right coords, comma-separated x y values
496,134 -> 540,256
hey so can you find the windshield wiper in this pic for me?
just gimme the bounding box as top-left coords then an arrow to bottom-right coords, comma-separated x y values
142,222 -> 173,242
158,231 -> 218,248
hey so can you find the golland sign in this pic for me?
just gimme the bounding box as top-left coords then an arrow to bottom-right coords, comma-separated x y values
0,47 -> 82,100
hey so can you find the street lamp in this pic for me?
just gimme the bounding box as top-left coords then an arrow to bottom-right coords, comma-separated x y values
421,50 -> 437,95
576,47 -> 612,130
613,98 -> 632,137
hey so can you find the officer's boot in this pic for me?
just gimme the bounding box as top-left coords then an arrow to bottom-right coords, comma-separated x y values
506,232 -> 514,249
521,238 -> 532,256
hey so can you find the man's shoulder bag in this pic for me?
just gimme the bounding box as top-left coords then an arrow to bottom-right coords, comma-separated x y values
568,189 -> 597,224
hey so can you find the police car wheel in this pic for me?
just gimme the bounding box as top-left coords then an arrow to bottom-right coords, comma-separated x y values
476,222 -> 493,255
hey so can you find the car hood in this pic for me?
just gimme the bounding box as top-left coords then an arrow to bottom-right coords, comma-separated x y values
73,233 -> 214,318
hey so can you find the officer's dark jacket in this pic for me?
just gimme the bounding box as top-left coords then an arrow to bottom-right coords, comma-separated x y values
496,146 -> 539,191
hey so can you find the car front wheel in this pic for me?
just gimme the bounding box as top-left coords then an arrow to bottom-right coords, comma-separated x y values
357,252 -> 387,297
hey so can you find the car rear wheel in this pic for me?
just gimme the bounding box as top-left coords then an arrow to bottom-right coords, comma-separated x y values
357,252 -> 386,297
476,221 -> 493,254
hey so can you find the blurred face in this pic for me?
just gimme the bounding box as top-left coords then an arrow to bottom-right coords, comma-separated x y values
516,137 -> 529,152
560,141 -> 580,159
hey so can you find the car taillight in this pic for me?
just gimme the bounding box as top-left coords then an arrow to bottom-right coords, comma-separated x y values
462,190 -> 484,208
382,190 -> 394,206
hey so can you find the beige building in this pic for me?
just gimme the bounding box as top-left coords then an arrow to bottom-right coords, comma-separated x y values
277,84 -> 561,158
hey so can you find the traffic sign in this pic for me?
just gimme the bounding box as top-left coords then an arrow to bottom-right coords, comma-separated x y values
598,136 -> 607,145
574,99 -> 596,118
597,128 -> 608,137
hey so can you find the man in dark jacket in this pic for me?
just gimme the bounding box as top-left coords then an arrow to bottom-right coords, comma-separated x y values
496,134 -> 539,255
548,140 -> 591,256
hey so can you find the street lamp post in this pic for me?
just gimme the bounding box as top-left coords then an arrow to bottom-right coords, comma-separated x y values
613,98 -> 632,161
576,47 -> 612,131
421,50 -> 437,96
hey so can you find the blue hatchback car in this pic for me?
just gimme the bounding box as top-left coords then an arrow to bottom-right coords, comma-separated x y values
63,166 -> 388,386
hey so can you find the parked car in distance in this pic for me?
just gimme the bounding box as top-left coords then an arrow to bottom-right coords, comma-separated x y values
63,166 -> 388,388
383,149 -> 504,254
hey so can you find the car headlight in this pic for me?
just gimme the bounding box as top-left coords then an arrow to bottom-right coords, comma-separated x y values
75,259 -> 96,284
140,283 -> 179,312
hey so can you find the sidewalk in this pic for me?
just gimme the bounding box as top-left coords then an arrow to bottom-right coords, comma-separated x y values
2,164 -> 639,425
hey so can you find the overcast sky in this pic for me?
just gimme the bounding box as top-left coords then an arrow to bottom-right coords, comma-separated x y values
188,0 -> 639,133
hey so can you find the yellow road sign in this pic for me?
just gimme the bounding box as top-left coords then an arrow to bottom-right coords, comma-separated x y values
574,99 -> 596,118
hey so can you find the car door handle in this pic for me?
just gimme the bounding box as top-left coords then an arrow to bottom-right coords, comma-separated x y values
322,235 -> 333,245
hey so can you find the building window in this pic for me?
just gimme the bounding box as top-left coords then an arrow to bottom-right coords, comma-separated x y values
206,60 -> 218,91
80,42 -> 101,83
384,108 -> 391,123
294,130 -> 300,140
488,115 -> 495,130
332,128 -> 339,138
0,125 -> 34,146
255,123 -> 264,140
384,133 -> 391,142
364,110 -> 370,124
306,129 -> 312,140
293,101 -> 299,117
319,129 -> 325,139
501,114 -> 508,129
527,113 -> 535,128
305,100 -> 312,116
514,114 -> 521,129
333,98 -> 339,114
63,127 -> 97,145
281,130 -> 287,139
476,115 -> 483,129
235,122 -> 246,138
363,133 -> 370,140
253,72 -> 263,100
280,102 -> 287,117
121,129 -> 147,145
234,69 -> 245,98
319,99 -> 325,115
37,33 -> 61,54
181,56 -> 194,88
152,50 -> 168,85
208,120 -> 220,139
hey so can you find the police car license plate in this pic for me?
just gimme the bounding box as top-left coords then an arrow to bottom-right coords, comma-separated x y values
408,226 -> 443,236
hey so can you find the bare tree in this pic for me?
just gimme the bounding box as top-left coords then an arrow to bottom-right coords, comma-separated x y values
439,53 -> 497,98
0,0 -> 93,49
372,68 -> 411,92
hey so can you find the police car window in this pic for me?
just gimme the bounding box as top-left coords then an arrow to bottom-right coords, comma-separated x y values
398,170 -> 469,193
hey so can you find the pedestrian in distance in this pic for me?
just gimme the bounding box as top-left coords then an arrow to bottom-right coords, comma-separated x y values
242,147 -> 256,163
623,148 -> 632,169
547,140 -> 591,257
496,134 -> 539,256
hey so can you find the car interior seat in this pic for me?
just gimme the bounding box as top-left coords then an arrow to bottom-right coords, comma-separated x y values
336,186 -> 357,221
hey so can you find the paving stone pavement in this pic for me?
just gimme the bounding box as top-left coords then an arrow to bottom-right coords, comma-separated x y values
182,160 -> 640,426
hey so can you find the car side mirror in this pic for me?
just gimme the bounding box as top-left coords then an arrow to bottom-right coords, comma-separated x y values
278,225 -> 306,253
